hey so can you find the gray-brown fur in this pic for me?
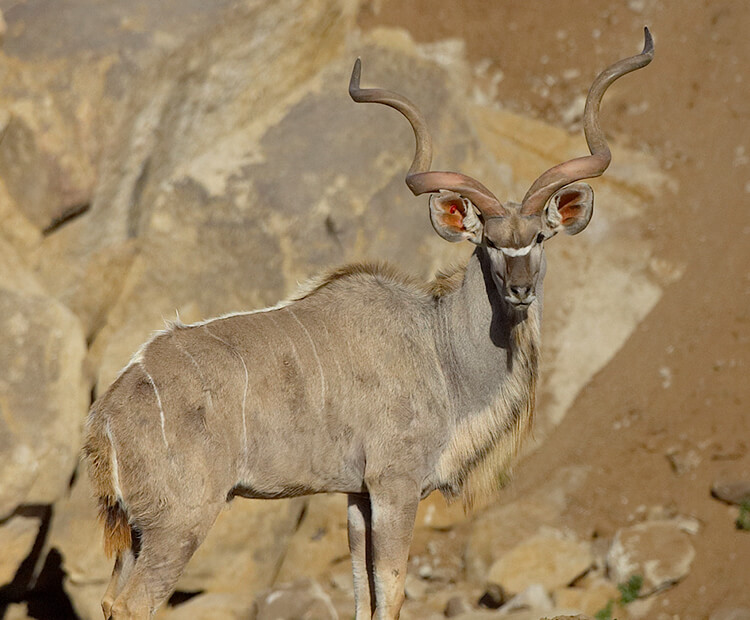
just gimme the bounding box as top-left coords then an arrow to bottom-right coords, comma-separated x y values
88,255 -> 534,506
85,34 -> 652,619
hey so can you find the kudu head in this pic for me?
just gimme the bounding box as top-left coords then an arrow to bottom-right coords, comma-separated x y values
350,28 -> 654,310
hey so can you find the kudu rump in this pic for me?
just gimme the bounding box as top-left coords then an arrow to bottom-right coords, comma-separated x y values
85,30 -> 653,619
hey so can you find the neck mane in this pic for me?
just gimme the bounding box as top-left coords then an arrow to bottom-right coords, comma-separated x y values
433,249 -> 540,509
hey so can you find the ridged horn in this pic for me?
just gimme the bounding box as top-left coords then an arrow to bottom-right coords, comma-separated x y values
349,58 -> 507,217
521,27 -> 654,215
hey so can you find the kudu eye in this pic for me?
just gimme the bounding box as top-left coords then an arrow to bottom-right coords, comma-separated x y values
536,232 -> 545,244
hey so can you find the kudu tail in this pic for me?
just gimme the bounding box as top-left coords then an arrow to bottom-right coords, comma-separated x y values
99,501 -> 131,558
83,410 -> 132,558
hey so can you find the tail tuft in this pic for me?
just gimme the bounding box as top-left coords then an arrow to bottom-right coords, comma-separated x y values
99,499 -> 132,558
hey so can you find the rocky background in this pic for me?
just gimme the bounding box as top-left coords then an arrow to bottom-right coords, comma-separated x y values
0,1 -> 747,619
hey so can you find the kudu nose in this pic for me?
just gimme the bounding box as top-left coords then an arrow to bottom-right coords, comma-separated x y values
509,285 -> 532,300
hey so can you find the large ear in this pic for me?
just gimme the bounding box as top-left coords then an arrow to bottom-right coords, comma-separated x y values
543,182 -> 594,236
429,191 -> 483,244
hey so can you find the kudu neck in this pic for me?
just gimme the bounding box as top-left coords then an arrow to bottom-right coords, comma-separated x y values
436,247 -> 541,405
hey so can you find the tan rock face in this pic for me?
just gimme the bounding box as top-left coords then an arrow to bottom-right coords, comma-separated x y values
415,491 -> 468,530
486,527 -> 593,596
0,0 -> 242,234
3,603 -> 32,620
606,520 -> 696,595
709,609 -> 750,620
32,0 -> 361,342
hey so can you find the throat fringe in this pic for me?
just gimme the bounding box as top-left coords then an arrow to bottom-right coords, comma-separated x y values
439,307 -> 540,511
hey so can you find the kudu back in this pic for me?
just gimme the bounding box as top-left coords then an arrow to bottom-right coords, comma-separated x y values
85,30 -> 654,620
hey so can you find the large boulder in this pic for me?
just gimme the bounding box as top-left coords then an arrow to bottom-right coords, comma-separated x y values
606,520 -> 696,595
0,239 -> 88,518
486,528 -> 593,596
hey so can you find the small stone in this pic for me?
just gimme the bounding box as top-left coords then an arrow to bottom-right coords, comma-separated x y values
477,583 -> 506,609
711,480 -> 750,506
673,515 -> 701,535
607,520 -> 695,595
627,0 -> 646,13
418,563 -> 434,579
444,595 -> 470,617
666,448 -> 701,475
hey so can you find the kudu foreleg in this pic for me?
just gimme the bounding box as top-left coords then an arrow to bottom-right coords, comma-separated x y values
367,477 -> 419,620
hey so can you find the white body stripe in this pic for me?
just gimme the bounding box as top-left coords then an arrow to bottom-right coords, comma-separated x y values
203,326 -> 249,457
105,420 -> 124,503
142,364 -> 169,449
287,307 -> 327,411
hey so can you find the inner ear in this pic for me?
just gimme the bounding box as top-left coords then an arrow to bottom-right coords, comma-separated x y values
544,182 -> 594,236
429,191 -> 483,244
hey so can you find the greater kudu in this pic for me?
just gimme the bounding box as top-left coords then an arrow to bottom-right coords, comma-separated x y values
85,29 -> 653,619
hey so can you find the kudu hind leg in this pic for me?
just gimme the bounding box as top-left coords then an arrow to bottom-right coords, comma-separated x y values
102,548 -> 137,618
108,505 -> 223,619
367,477 -> 419,620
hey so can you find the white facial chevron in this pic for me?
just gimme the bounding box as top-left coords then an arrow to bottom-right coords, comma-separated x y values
499,242 -> 535,257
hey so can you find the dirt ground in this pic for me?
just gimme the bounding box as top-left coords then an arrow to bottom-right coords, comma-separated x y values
360,1 -> 749,617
